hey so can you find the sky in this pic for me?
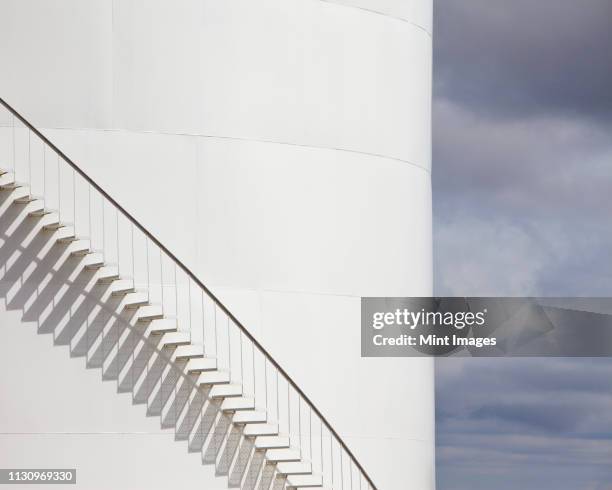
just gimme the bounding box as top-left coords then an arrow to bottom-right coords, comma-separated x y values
432,1 -> 612,489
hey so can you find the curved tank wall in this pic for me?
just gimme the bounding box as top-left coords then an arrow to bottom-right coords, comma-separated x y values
0,1 -> 434,489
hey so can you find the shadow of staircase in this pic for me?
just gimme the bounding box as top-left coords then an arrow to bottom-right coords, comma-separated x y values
0,187 -> 273,489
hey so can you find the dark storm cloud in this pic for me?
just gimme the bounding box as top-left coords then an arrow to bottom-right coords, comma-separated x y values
433,99 -> 612,217
435,0 -> 612,120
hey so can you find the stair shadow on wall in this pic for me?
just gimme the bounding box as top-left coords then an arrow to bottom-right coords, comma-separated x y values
0,189 -> 270,489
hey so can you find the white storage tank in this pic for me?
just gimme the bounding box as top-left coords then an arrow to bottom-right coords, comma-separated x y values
0,1 -> 434,488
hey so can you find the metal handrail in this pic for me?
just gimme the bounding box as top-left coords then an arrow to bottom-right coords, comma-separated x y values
0,96 -> 378,490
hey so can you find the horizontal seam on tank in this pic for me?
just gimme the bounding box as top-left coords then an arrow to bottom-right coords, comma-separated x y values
0,432 -> 430,441
206,286 -> 431,300
319,0 -> 433,37
214,286 -> 362,299
38,125 -> 432,175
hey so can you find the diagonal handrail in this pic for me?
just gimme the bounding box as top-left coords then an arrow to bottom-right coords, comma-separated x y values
0,96 -> 378,490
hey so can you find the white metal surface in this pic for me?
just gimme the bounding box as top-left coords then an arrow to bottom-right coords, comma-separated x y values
0,0 -> 434,488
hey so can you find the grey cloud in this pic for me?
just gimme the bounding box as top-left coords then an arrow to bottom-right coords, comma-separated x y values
436,358 -> 612,490
470,397 -> 612,433
433,99 -> 612,219
438,432 -> 612,467
432,2 -> 612,298
436,359 -> 612,436
434,216 -> 559,295
432,100 -> 612,296
435,0 -> 612,120
437,358 -> 612,396
433,2 -> 612,489
437,432 -> 612,490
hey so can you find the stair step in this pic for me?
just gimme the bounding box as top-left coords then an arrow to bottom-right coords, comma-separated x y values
70,240 -> 94,257
209,384 -> 244,399
78,252 -> 103,267
96,266 -> 121,283
186,356 -> 218,372
135,305 -> 165,322
221,397 -> 255,412
254,436 -> 291,450
173,345 -> 204,360
123,292 -> 150,309
233,411 -> 268,425
197,370 -> 231,386
43,221 -> 69,231
28,208 -> 54,218
56,234 -> 81,244
277,463 -> 313,476
14,194 -> 42,204
0,172 -> 15,182
160,331 -> 191,347
286,475 -> 323,488
109,280 -> 136,296
83,257 -> 106,270
112,285 -> 138,296
54,226 -> 77,241
243,424 -> 279,437
0,180 -> 25,191
70,248 -> 94,257
144,317 -> 177,333
265,449 -> 302,463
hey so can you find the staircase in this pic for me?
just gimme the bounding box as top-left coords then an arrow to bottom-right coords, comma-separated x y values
0,97 -> 376,490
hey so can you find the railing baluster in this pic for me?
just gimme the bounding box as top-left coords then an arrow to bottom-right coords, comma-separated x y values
27,129 -> 31,188
57,153 -> 60,221
213,304 -> 218,361
227,315 -> 231,374
131,223 -> 135,286
101,193 -> 105,260
159,250 -> 164,314
298,392 -> 302,457
239,330 -> 244,384
42,141 -> 46,203
116,208 -> 120,276
201,290 -> 206,356
341,446 -> 345,490
320,419 -> 324,481
174,263 -> 178,320
288,379 -> 291,448
187,277 -> 192,338
146,237 -> 150,301
331,428 -> 334,488
11,114 -> 15,174
276,368 -> 280,425
264,357 -> 268,415
309,406 -> 313,461
72,169 -> 76,233
88,184 -> 92,250
251,342 -> 256,401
